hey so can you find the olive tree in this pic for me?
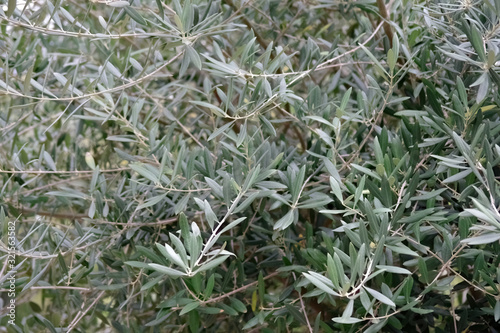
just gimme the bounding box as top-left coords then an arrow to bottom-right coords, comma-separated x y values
1,0 -> 500,332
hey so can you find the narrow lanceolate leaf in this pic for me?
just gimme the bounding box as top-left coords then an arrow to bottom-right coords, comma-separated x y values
220,217 -> 247,234
22,264 -> 50,291
461,233 -> 500,245
179,301 -> 200,316
274,210 -> 294,230
186,45 -> 202,70
327,254 -> 340,290
137,194 -> 166,210
163,243 -> 188,270
351,164 -> 381,181
98,16 -> 108,30
332,317 -> 363,324
208,121 -> 235,141
205,177 -> 223,197
130,164 -> 160,183
203,199 -> 218,229
329,176 -> 343,202
494,300 -> 500,322
125,261 -> 152,269
376,265 -> 412,275
105,62 -> 123,78
410,188 -> 447,201
124,6 -> 147,25
442,169 -> 472,183
469,23 -> 486,62
43,151 -> 57,171
303,271 -> 340,296
191,101 -> 228,117
148,264 -> 186,277
107,1 -> 130,7
129,58 -> 143,71
194,255 -> 229,273
30,79 -> 57,97
364,286 -> 395,307
7,0 -> 17,17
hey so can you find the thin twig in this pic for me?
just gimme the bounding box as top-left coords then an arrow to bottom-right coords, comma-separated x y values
203,271 -> 279,305
0,285 -> 92,292
67,290 -> 106,332
293,272 -> 313,333
0,167 -> 129,174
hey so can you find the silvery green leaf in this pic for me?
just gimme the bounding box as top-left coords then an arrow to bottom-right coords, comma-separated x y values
461,233 -> 500,245
303,272 -> 340,296
148,264 -> 186,277
107,1 -> 130,7
364,286 -> 395,307
273,209 -> 295,230
194,255 -> 229,273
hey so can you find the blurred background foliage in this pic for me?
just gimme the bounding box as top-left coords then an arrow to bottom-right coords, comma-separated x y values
0,0 -> 500,332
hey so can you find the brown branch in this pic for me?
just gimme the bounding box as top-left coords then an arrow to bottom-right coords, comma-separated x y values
91,218 -> 177,226
0,167 -> 129,174
14,206 -> 178,226
376,0 -> 393,47
16,207 -> 88,220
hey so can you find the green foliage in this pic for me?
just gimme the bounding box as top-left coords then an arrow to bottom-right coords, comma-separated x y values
1,0 -> 500,332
